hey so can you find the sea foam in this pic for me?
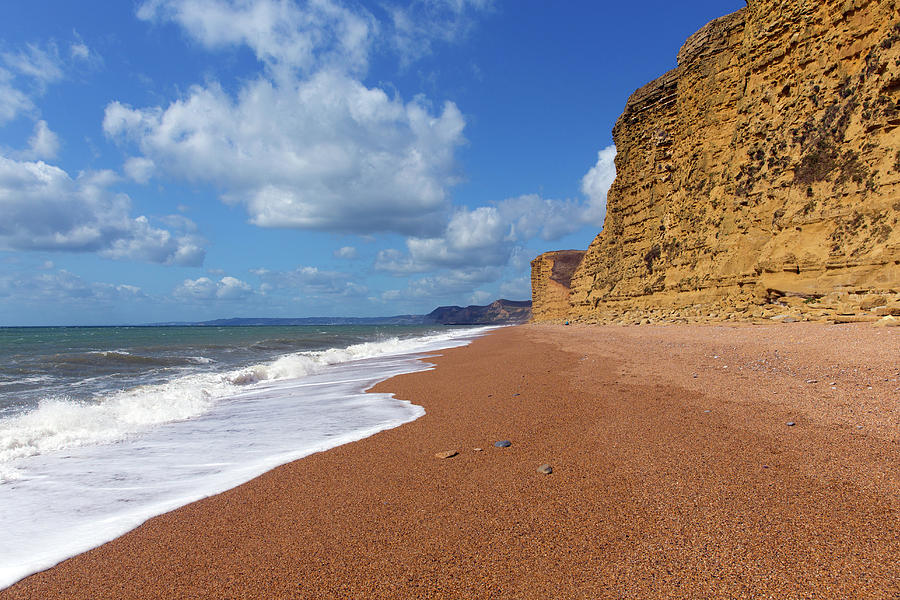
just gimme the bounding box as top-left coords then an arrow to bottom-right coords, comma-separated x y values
0,326 -> 492,589
0,328 -> 485,480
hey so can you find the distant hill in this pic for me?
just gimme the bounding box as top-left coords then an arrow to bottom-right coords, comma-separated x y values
423,299 -> 532,325
148,299 -> 531,327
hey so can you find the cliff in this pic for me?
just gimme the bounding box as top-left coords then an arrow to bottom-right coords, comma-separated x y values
533,0 -> 900,324
530,250 -> 585,321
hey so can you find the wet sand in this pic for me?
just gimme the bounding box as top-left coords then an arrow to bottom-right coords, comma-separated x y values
3,323 -> 899,599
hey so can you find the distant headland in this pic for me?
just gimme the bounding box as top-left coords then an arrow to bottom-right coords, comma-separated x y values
148,298 -> 532,327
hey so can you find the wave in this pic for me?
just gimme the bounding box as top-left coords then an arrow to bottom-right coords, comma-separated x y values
0,327 -> 490,482
50,351 -> 209,369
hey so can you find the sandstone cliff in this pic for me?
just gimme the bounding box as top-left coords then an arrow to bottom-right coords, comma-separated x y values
533,0 -> 900,324
530,250 -> 585,321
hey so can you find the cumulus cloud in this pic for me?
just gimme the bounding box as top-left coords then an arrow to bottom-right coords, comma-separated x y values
372,144 -> 616,300
124,156 -> 155,183
375,182 -> 616,276
0,156 -> 206,265
376,205 -> 508,273
174,275 -> 252,300
104,72 -> 465,235
333,245 -> 357,259
581,145 -> 617,226
107,0 -> 489,237
137,0 -> 375,77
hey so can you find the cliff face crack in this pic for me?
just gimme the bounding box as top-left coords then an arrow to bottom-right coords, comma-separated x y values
533,0 -> 900,324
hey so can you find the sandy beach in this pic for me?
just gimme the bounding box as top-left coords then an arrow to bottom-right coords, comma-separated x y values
3,323 -> 898,599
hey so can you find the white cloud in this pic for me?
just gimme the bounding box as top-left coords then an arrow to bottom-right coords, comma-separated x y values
333,245 -> 357,259
70,43 -> 90,61
137,0 -> 375,77
498,275 -> 530,299
124,157 -> 155,183
372,144 -> 615,296
2,43 -> 64,89
174,276 -> 217,299
174,275 -> 252,300
0,156 -> 206,265
468,289 -> 492,305
0,74 -> 32,125
581,145 -> 616,226
217,276 -> 252,299
25,120 -> 60,159
0,269 -> 146,303
374,186 -> 611,275
0,43 -> 64,125
382,266 -> 499,301
114,0 -> 496,237
388,0 -> 494,65
375,205 -> 508,273
69,33 -> 103,71
253,265 -> 366,297
104,72 -> 465,235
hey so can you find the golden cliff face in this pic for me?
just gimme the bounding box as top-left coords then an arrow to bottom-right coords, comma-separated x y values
534,0 -> 900,324
530,250 -> 585,322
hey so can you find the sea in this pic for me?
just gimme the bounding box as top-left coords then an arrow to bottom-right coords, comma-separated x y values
0,324 -> 492,589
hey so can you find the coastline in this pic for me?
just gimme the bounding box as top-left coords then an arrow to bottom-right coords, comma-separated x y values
3,323 -> 898,598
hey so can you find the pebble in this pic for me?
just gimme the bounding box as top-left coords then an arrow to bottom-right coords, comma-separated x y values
512,393 -> 520,397
434,450 -> 459,459
536,464 -> 553,475
786,422 -> 796,427
473,447 -> 483,452
806,379 -> 818,384
494,440 -> 512,448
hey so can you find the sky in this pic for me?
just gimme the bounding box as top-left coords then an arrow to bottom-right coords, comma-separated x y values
0,0 -> 744,325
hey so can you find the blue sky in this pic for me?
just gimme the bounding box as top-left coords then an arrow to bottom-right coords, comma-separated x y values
0,0 -> 744,325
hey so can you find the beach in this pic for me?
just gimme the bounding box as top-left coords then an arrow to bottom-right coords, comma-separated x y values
3,323 -> 898,599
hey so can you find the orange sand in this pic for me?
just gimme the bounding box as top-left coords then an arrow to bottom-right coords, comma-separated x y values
3,323 -> 898,599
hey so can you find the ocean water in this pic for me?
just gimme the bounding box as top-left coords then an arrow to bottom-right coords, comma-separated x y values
0,324 -> 492,589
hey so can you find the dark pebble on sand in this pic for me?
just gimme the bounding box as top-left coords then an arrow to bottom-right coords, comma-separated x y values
786,422 -> 796,426
537,464 -> 553,474
494,440 -> 512,448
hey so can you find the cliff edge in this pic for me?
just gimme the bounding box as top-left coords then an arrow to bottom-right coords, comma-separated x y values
533,0 -> 900,324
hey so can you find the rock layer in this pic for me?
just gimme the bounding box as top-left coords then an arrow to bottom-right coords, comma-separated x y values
533,0 -> 900,323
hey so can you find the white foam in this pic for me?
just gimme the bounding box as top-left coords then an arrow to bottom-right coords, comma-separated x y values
0,326 -> 494,589
0,327 -> 493,478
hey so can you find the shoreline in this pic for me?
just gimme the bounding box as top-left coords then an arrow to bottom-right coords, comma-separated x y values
3,323 -> 898,598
